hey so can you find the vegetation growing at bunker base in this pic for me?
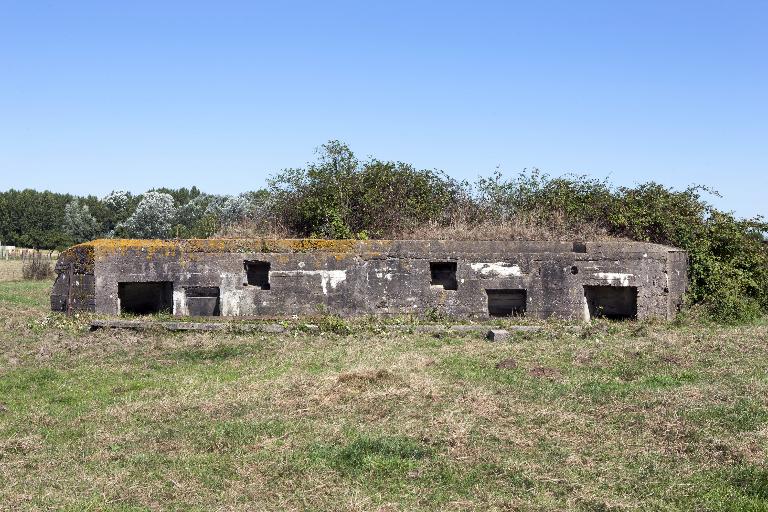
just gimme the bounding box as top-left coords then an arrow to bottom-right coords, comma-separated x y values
1,140 -> 766,322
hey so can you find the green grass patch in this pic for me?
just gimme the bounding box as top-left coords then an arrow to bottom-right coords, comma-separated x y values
688,398 -> 768,433
692,465 -> 768,511
0,279 -> 51,307
310,433 -> 432,476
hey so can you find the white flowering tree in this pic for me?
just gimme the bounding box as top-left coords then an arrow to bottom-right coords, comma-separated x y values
117,191 -> 176,238
171,194 -> 217,237
102,190 -> 132,213
175,194 -> 211,226
101,190 -> 138,235
205,193 -> 253,227
62,199 -> 101,243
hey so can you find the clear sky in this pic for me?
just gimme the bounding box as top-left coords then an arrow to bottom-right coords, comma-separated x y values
0,1 -> 766,218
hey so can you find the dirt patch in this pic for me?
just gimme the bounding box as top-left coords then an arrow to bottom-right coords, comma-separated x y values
336,369 -> 392,386
495,358 -> 518,370
528,366 -> 562,380
659,354 -> 682,366
572,349 -> 594,366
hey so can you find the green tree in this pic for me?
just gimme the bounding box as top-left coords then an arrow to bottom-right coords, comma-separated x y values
0,189 -> 72,249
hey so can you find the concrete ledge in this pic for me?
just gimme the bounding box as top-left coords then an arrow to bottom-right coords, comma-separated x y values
89,319 -> 544,335
90,319 -> 287,333
403,324 -> 543,333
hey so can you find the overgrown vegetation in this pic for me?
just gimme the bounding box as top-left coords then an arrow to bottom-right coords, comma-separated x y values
1,140 -> 766,321
1,280 -> 767,510
20,253 -> 53,281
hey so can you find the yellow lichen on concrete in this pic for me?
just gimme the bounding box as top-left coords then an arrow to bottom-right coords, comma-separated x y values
85,239 -> 180,261
264,239 -> 360,253
71,239 -> 390,261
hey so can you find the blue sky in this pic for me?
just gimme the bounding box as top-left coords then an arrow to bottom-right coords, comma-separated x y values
0,1 -> 766,218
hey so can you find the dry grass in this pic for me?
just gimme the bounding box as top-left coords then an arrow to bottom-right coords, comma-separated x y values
218,211 -> 620,242
399,221 -> 615,241
1,281 -> 767,510
0,260 -> 24,282
215,218 -> 295,239
399,213 -> 617,242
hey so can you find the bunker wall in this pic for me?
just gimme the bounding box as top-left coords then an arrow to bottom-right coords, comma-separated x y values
52,239 -> 687,320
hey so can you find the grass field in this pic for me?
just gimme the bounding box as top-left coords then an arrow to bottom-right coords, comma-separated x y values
1,279 -> 767,511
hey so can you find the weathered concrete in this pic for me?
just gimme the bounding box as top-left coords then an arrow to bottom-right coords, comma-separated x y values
52,239 -> 688,320
486,329 -> 511,342
88,319 -> 543,335
89,319 -> 287,333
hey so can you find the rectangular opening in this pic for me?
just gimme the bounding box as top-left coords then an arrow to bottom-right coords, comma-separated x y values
486,289 -> 527,317
244,260 -> 270,289
584,285 -> 637,320
572,241 -> 587,253
185,286 -> 221,316
430,261 -> 457,290
118,282 -> 173,315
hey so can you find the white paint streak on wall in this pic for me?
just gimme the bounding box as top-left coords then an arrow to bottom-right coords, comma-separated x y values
594,272 -> 633,286
220,289 -> 244,316
273,270 -> 348,295
470,262 -> 522,277
374,268 -> 395,281
582,295 -> 591,321
173,289 -> 187,316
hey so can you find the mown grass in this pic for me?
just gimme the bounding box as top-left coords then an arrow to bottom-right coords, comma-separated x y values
0,280 -> 767,510
0,280 -> 51,307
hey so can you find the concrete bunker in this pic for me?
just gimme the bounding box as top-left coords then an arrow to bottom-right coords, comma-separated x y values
584,285 -> 638,320
118,282 -> 173,315
486,289 -> 527,317
52,239 -> 687,321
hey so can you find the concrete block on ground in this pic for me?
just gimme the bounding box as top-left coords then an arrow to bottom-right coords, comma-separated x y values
486,329 -> 510,342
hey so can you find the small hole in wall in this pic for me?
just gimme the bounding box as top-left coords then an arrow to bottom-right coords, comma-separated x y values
573,241 -> 587,253
244,260 -> 270,289
430,262 -> 457,290
571,266 -> 579,275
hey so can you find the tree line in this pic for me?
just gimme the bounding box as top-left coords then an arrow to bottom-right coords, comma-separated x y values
1,140 -> 766,322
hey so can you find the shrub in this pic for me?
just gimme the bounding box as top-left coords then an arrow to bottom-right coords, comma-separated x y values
268,141 -> 461,239
606,186 -> 768,323
22,253 -> 54,280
